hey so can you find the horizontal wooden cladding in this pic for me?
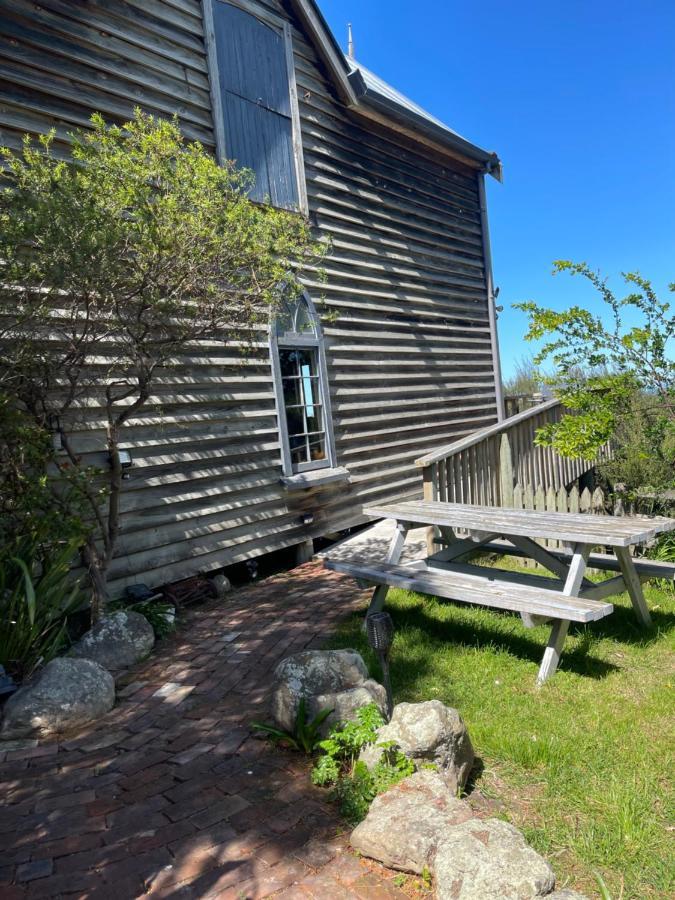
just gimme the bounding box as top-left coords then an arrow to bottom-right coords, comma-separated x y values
0,0 -> 215,152
0,0 -> 500,593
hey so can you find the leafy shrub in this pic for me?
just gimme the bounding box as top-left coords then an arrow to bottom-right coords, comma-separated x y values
251,697 -> 334,753
311,703 -> 417,825
109,597 -> 177,639
311,701 -> 385,784
0,538 -> 84,680
0,395 -> 89,554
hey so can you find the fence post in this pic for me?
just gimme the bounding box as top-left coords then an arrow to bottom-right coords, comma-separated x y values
499,433 -> 514,509
423,464 -> 437,555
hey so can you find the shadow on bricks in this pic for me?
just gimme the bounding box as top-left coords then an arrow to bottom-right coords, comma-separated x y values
0,562 -> 411,899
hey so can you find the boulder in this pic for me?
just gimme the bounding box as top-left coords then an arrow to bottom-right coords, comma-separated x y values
350,770 -> 474,874
70,610 -> 155,671
271,649 -> 386,732
433,818 -> 556,900
359,700 -> 474,792
0,657 -> 114,740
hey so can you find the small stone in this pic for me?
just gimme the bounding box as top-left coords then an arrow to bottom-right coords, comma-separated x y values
70,610 -> 154,671
0,657 -> 114,740
210,573 -> 232,597
433,818 -> 556,899
350,770 -> 474,874
548,892 -> 589,899
359,700 -> 474,793
271,649 -> 386,732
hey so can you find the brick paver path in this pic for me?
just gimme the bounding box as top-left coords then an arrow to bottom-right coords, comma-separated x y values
0,561 -> 411,899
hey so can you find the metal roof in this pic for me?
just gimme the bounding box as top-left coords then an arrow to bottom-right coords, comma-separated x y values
286,1 -> 501,178
349,59 -> 458,135
347,57 -> 502,180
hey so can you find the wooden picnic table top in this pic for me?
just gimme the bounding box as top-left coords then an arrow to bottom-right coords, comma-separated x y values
363,500 -> 675,548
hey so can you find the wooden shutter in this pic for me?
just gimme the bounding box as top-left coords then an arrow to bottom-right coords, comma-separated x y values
212,2 -> 299,210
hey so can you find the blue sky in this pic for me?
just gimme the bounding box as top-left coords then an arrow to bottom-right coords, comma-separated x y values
320,0 -> 675,379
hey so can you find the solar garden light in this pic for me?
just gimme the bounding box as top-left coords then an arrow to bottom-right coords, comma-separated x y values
366,611 -> 394,720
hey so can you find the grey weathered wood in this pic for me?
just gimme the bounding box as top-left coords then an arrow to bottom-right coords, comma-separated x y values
325,557 -> 613,623
0,0 -> 504,594
508,535 -> 592,587
364,501 -> 675,547
537,543 -> 591,684
430,531 -> 499,562
615,546 -> 652,627
366,521 -> 409,618
465,540 -> 675,582
499,433 -> 514,507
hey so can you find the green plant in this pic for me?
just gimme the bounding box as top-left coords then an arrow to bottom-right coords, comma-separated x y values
0,395 -> 89,554
324,572 -> 675,898
515,262 -> 674,463
251,698 -> 334,754
593,871 -> 613,900
311,704 -> 416,824
0,537 -> 84,680
0,111 -> 325,618
646,532 -> 675,593
311,702 -> 385,785
109,597 -> 177,639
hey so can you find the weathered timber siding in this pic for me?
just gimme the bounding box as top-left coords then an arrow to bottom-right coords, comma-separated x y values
0,0 -> 500,592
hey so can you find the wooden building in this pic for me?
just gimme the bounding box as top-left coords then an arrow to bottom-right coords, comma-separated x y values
0,0 -> 504,593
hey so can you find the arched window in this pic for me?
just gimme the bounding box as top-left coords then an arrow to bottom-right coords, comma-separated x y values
270,292 -> 337,477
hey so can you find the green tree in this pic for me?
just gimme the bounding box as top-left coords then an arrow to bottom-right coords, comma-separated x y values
515,262 -> 675,481
0,110 -> 325,619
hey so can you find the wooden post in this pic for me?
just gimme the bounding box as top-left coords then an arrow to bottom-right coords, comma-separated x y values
295,538 -> 314,566
499,433 -> 514,508
423,464 -> 438,556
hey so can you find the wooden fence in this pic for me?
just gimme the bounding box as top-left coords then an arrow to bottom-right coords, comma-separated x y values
416,398 -> 607,508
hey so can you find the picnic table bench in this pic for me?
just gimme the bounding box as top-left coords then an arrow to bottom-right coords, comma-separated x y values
324,500 -> 675,683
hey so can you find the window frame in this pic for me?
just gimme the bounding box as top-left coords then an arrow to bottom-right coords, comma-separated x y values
270,292 -> 338,477
203,0 -> 309,215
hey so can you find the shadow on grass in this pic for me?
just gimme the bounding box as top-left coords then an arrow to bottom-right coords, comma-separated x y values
333,595 -> 630,683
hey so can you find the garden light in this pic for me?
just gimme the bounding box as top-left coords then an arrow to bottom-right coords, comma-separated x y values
366,611 -> 394,719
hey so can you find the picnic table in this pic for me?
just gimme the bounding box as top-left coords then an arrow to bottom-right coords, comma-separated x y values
325,500 -> 675,683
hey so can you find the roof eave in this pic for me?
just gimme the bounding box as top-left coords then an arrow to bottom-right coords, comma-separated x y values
286,0 -> 503,181
349,71 -> 503,181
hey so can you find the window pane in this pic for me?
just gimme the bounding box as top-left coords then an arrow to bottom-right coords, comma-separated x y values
294,300 -> 316,335
279,348 -> 299,378
308,433 -> 326,462
304,405 -> 323,434
290,442 -> 306,466
282,377 -> 301,407
285,405 -> 305,436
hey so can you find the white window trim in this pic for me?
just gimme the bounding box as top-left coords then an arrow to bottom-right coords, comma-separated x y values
202,0 -> 309,215
269,292 -> 338,478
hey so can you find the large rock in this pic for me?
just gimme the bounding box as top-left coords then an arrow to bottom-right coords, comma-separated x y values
360,700 -> 474,792
0,657 -> 114,740
350,770 -> 474,874
70,610 -> 154,671
271,649 -> 386,732
433,818 -> 556,900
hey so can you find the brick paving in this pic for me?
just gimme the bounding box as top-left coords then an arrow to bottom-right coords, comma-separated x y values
0,561 -> 411,899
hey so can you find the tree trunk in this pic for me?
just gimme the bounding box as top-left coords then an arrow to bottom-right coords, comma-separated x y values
83,538 -> 109,624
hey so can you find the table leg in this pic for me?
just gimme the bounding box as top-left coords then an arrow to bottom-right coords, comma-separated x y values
366,521 -> 409,618
615,546 -> 652,627
537,543 -> 591,685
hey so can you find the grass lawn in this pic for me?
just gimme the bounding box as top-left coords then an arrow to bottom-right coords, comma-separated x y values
326,559 -> 674,900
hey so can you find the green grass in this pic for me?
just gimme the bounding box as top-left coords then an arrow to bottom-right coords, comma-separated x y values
326,560 -> 675,899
